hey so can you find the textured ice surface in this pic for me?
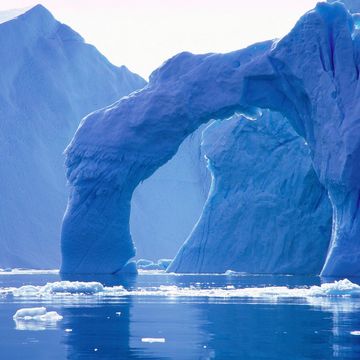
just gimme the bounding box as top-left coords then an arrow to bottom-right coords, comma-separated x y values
169,112 -> 332,274
62,2 -> 360,275
0,5 -> 145,269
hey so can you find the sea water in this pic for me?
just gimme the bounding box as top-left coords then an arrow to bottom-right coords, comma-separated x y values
0,270 -> 359,359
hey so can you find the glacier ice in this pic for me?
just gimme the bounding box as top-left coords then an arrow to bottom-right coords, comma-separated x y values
0,5 -> 145,269
62,2 -> 360,276
169,112 -> 332,274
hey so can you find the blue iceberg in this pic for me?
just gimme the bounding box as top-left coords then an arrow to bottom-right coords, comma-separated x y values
0,5 -> 145,268
62,2 -> 360,276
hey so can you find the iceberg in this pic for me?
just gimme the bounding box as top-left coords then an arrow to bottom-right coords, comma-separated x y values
0,5 -> 145,268
169,112 -> 332,274
62,2 -> 360,276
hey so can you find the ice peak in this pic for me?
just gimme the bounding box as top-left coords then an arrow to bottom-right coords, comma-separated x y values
0,4 -> 55,26
18,3 -> 55,23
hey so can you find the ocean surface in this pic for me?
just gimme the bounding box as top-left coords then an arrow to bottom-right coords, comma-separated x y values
0,270 -> 359,359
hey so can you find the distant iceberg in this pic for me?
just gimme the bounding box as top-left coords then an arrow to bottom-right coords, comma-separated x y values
0,5 -> 145,269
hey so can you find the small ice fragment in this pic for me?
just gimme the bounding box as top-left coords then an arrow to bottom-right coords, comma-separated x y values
350,331 -> 360,335
225,270 -> 237,276
65,328 -> 72,332
116,312 -> 121,316
94,348 -> 98,352
141,338 -> 165,343
13,307 -> 62,322
13,307 -> 46,319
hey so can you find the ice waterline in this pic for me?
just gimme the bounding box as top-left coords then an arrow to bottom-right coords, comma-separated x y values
0,279 -> 359,300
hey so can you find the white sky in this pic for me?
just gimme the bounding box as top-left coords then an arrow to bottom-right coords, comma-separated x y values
0,0 -> 319,79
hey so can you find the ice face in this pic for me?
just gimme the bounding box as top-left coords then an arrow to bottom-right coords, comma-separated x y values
169,112 -> 332,274
62,2 -> 360,276
0,5 -> 145,268
240,2 -> 360,276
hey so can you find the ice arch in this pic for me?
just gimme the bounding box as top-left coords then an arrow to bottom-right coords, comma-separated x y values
62,2 -> 360,275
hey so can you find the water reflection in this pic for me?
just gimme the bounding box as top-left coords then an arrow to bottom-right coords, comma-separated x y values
1,273 -> 360,359
59,273 -> 146,359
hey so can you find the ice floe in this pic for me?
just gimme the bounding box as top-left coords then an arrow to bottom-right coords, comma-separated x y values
13,307 -> 62,330
1,279 -> 359,301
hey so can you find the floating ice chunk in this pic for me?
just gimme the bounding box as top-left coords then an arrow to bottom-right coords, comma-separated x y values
137,259 -> 154,267
350,331 -> 360,335
308,279 -> 360,297
137,259 -> 172,270
141,338 -> 166,343
12,281 -> 105,297
13,307 -> 63,323
224,270 -> 246,276
42,281 -> 104,294
13,307 -> 47,319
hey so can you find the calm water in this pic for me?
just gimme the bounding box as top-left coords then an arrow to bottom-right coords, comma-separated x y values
0,272 -> 360,359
